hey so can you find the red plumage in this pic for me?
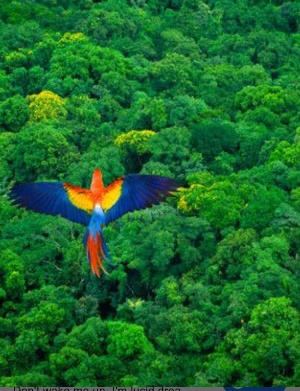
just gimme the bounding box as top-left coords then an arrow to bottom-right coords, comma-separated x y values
85,232 -> 108,277
9,169 -> 179,277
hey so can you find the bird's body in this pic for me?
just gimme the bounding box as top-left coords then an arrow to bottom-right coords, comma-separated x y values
10,169 -> 178,277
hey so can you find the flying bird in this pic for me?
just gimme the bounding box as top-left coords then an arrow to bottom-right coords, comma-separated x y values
9,169 -> 179,277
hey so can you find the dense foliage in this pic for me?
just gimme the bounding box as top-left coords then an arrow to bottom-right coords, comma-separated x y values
1,0 -> 300,386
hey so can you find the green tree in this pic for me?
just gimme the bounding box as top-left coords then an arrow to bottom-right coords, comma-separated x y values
178,172 -> 246,229
225,297 -> 300,385
12,123 -> 79,181
27,90 -> 67,122
147,126 -> 192,177
150,53 -> 195,94
240,185 -> 286,230
0,132 -> 16,181
191,119 -> 239,163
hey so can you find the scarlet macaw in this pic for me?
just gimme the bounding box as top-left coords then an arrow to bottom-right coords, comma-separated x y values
9,169 -> 178,277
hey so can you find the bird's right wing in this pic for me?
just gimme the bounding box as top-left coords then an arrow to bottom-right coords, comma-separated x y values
9,182 -> 93,225
102,174 -> 179,224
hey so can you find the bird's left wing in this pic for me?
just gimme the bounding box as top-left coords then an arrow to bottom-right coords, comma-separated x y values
102,174 -> 179,224
9,182 -> 93,225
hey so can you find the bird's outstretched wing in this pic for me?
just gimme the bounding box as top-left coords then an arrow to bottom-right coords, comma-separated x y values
9,182 -> 93,225
102,174 -> 179,224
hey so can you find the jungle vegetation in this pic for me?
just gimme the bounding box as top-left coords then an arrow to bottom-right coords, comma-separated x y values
1,0 -> 300,386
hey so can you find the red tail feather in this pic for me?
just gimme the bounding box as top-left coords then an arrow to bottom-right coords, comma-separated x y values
86,233 -> 108,277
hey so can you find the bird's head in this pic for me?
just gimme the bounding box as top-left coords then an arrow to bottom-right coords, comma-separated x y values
93,168 -> 103,180
91,168 -> 104,191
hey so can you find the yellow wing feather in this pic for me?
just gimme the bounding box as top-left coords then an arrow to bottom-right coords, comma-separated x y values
101,177 -> 123,212
64,183 -> 94,213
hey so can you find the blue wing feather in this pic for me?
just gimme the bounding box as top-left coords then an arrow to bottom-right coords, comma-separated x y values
9,182 -> 91,225
105,174 -> 179,224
